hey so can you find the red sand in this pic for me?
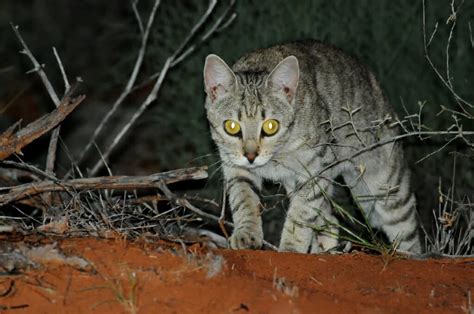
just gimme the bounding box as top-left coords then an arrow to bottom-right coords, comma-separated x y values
0,237 -> 472,313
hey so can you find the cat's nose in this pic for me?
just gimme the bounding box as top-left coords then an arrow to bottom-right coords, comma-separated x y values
244,152 -> 258,163
243,139 -> 259,163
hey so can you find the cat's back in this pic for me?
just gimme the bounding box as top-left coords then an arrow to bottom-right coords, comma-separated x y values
232,40 -> 367,78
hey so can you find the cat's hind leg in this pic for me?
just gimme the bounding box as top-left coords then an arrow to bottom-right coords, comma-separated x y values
309,214 -> 340,253
344,145 -> 422,254
280,180 -> 339,253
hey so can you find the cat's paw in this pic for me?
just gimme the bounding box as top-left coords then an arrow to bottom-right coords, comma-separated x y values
310,234 -> 339,254
229,229 -> 263,250
278,242 -> 307,253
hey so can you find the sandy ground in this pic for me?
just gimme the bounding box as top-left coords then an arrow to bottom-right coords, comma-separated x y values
0,237 -> 472,314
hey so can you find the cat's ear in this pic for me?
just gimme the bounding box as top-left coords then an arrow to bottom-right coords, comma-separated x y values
266,56 -> 299,104
204,54 -> 236,103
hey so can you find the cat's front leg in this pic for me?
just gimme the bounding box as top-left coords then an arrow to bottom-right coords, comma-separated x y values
224,167 -> 263,249
279,181 -> 338,253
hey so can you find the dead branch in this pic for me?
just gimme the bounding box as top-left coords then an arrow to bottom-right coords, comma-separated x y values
45,48 -> 74,176
11,23 -> 76,176
0,95 -> 85,161
0,166 -> 207,206
10,24 -> 60,106
52,47 -> 71,95
0,167 -> 39,185
0,160 -> 58,181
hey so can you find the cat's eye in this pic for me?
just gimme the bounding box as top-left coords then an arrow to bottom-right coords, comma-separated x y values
262,119 -> 279,136
224,120 -> 241,135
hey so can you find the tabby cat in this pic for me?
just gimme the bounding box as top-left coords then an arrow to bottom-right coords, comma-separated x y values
203,40 -> 422,254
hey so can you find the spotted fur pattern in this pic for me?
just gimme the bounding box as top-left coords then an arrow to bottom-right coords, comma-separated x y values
203,40 -> 422,254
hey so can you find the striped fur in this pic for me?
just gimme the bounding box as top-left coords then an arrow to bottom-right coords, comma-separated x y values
204,40 -> 422,254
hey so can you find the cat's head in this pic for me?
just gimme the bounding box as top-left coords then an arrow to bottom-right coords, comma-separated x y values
203,54 -> 299,169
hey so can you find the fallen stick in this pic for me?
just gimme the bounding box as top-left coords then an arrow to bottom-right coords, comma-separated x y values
0,95 -> 86,161
0,166 -> 207,206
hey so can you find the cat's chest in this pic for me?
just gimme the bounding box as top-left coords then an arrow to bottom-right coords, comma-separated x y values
253,161 -> 295,182
252,147 -> 333,184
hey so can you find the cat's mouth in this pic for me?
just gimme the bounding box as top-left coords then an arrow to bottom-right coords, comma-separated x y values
235,155 -> 271,169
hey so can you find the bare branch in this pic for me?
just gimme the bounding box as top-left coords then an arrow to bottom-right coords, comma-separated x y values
0,166 -> 207,207
469,21 -> 474,49
445,0 -> 464,88
142,0 -> 236,85
72,0 -> 161,171
341,105 -> 366,146
46,80 -> 80,176
0,160 -> 59,181
131,0 -> 144,35
415,135 -> 459,164
11,23 -> 80,177
88,57 -> 172,176
46,129 -> 60,176
312,128 -> 473,185
52,47 -> 71,95
0,95 -> 85,161
11,23 -> 60,106
170,0 -> 218,63
422,0 -> 473,115
201,0 -> 236,41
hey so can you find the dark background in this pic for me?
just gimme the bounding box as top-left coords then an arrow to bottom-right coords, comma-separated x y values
0,1 -> 472,233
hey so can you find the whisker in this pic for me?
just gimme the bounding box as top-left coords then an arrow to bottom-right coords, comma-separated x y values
186,153 -> 219,165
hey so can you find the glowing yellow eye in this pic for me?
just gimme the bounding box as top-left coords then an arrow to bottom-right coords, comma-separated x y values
262,119 -> 279,136
224,120 -> 241,135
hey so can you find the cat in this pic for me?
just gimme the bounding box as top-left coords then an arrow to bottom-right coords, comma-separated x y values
203,40 -> 422,254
